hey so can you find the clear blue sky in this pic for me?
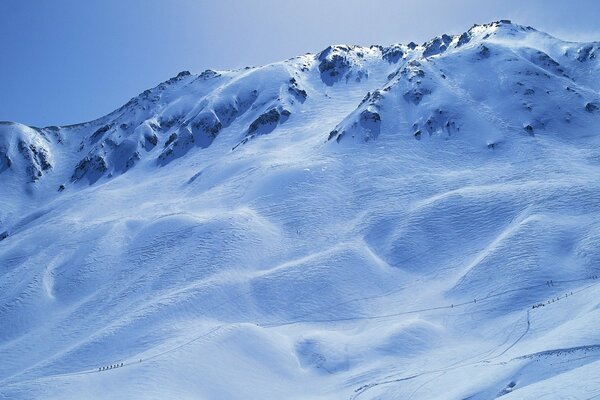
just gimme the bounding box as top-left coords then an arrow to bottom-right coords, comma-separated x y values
2,0 -> 599,127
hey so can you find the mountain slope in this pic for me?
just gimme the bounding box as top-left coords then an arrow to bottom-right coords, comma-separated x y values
2,20 -> 600,400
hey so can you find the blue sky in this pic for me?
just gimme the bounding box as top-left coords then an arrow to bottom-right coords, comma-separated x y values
2,0 -> 599,127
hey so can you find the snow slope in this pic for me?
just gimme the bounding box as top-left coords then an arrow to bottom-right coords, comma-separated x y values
2,20 -> 600,399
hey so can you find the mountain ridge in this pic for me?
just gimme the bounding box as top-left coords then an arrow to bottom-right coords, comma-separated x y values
2,21 -> 600,399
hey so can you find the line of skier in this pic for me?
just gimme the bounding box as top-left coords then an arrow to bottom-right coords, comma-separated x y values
99,362 -> 124,372
94,274 -> 600,373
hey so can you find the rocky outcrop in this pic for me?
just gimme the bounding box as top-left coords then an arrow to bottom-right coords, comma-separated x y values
423,34 -> 452,58
0,122 -> 54,182
71,154 -> 108,183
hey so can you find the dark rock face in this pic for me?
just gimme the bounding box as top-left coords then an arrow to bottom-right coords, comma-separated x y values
0,231 -> 8,241
164,133 -> 177,148
232,107 -> 291,150
144,131 -> 158,149
90,124 -> 112,143
248,108 -> 286,135
359,90 -> 385,107
576,45 -> 598,62
288,78 -> 307,103
403,88 -> 431,105
457,32 -> 471,47
423,34 -> 452,58
359,109 -> 382,141
317,46 -> 353,86
410,109 -> 459,139
158,129 -> 195,165
328,107 -> 381,143
478,45 -> 491,59
17,140 -> 52,182
319,55 -> 351,83
71,155 -> 108,184
156,88 -> 260,164
327,129 -> 339,141
585,102 -> 599,112
528,50 -> 567,77
199,69 -> 221,79
395,60 -> 432,106
382,46 -> 404,63
192,112 -> 223,138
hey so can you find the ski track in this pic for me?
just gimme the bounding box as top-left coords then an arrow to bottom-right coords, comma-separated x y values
3,274 -> 598,396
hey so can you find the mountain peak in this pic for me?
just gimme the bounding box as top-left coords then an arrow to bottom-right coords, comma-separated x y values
3,19 -> 600,400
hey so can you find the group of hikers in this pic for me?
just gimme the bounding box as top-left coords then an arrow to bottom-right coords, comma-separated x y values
99,363 -> 124,371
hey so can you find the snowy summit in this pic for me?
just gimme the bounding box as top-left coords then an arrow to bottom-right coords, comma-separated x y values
2,20 -> 600,399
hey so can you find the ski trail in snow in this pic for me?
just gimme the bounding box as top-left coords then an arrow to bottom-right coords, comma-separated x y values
3,275 -> 598,391
348,278 -> 600,400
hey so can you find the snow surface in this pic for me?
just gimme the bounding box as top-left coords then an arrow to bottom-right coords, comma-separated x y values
2,20 -> 600,399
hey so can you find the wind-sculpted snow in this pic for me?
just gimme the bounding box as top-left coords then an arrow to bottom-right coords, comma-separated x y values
2,21 -> 600,400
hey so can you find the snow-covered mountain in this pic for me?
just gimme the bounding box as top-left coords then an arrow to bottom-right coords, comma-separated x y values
2,20 -> 600,399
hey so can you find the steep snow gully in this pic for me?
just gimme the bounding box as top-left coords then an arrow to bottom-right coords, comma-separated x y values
2,20 -> 600,399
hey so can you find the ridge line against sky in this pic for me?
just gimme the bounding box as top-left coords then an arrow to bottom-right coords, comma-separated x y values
1,0 -> 599,127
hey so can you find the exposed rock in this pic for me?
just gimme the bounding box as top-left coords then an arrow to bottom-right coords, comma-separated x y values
158,129 -> 195,165
457,32 -> 471,47
17,140 -> 52,182
199,69 -> 220,79
90,124 -> 112,143
71,155 -> 108,183
288,78 -> 308,103
478,44 -> 491,58
585,102 -> 599,112
423,34 -> 452,58
248,108 -> 287,135
527,50 -> 567,77
382,45 -> 404,63
403,88 -> 431,105
317,46 -> 353,85
164,133 -> 177,148
144,131 -> 158,148
192,112 -> 222,137
359,109 -> 381,141
125,151 -> 140,170
576,45 -> 598,62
